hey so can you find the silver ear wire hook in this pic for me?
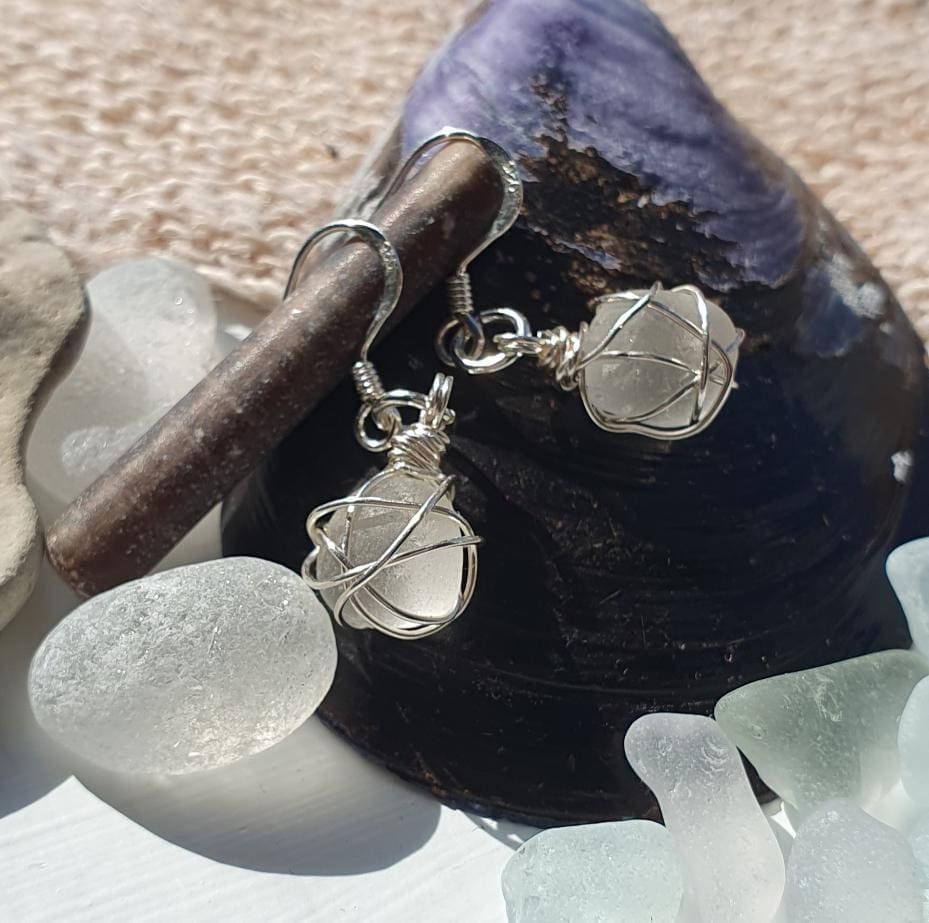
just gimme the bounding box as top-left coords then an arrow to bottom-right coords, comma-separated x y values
381,127 -> 525,367
285,219 -> 405,438
284,219 -> 403,360
291,220 -> 481,640
381,127 -> 523,277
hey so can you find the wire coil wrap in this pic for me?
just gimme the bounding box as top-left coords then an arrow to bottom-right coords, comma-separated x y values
304,372 -> 480,640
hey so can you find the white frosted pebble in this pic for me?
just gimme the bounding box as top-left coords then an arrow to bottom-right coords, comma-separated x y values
624,713 -> 784,923
501,819 -> 683,923
316,470 -> 464,632
27,257 -> 218,506
29,557 -> 337,774
715,650 -> 928,819
783,799 -> 924,923
887,537 -> 929,659
899,676 -> 929,806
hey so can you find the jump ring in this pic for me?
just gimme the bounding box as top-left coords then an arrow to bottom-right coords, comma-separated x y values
436,308 -> 532,375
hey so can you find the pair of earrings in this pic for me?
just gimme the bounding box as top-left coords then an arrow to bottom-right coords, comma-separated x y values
292,129 -> 743,641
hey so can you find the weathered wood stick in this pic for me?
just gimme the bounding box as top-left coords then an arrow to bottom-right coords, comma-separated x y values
46,143 -> 502,597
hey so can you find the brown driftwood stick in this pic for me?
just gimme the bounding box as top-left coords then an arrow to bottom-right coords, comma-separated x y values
46,144 -> 502,597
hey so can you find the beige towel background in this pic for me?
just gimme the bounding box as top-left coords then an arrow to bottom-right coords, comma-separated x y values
0,0 -> 926,342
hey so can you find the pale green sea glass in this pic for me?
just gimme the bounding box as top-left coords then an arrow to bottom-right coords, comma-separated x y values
501,819 -> 682,923
899,676 -> 929,806
715,649 -> 928,819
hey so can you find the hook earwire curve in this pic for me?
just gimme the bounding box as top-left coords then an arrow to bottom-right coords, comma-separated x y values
284,218 -> 403,361
381,127 -> 523,276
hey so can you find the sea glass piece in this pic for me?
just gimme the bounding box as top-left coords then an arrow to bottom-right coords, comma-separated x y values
27,257 -> 218,507
29,557 -> 337,774
782,799 -> 924,923
899,676 -> 929,806
906,810 -> 929,902
624,713 -> 784,923
501,819 -> 683,923
715,649 -> 928,818
887,537 -> 929,659
313,469 -> 466,633
578,285 -> 740,438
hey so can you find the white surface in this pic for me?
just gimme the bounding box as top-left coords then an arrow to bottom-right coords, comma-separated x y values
0,516 -> 533,921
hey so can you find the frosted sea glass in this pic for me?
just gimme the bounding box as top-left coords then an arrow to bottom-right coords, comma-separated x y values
715,649 -> 928,818
624,713 -> 784,923
579,286 -> 739,435
782,799 -> 924,923
29,558 -> 337,774
27,257 -> 217,504
906,810 -> 929,903
887,537 -> 929,659
501,819 -> 683,923
315,470 -> 464,632
899,676 -> 929,806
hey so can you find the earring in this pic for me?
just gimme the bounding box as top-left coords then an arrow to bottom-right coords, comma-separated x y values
492,283 -> 743,439
294,220 -> 480,640
382,128 -> 532,371
412,131 -> 744,440
297,130 -> 744,643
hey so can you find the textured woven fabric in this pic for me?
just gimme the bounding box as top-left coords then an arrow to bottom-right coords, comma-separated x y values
0,0 -> 926,340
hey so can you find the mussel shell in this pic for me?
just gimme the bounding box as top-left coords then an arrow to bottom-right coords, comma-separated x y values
223,0 -> 929,823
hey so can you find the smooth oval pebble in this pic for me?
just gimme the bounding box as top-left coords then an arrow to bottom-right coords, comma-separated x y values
29,557 -> 337,774
0,205 -> 85,630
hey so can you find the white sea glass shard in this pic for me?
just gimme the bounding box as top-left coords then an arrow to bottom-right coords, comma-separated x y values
887,537 -> 929,659
782,799 -> 924,923
578,285 -> 740,439
899,675 -> 929,806
27,257 -> 218,506
313,469 -> 469,635
624,713 -> 784,923
501,819 -> 683,923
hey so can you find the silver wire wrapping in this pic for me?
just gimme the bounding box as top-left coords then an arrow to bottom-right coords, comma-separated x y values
302,373 -> 481,640
570,284 -> 742,438
444,283 -> 743,439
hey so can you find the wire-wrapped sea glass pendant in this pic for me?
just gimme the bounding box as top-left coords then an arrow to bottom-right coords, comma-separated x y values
577,284 -> 742,439
441,282 -> 741,441
302,373 -> 480,640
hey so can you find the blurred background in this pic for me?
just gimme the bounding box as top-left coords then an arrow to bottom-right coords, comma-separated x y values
0,0 -> 926,340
